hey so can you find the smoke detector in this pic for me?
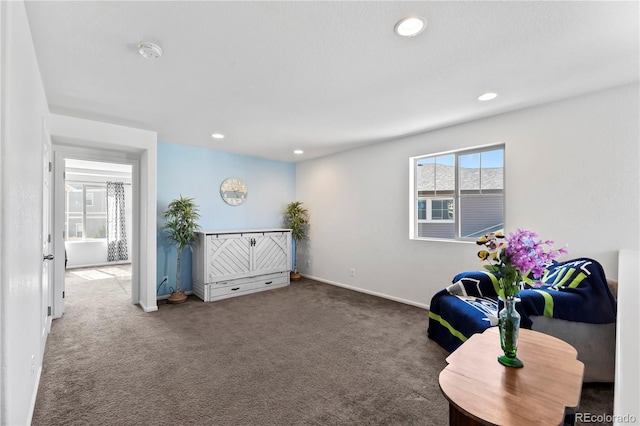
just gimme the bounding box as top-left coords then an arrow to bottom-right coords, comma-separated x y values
138,42 -> 163,59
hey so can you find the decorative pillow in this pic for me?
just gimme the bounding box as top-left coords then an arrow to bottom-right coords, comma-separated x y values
448,270 -> 499,298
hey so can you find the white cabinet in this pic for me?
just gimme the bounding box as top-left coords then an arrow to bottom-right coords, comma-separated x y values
192,229 -> 292,302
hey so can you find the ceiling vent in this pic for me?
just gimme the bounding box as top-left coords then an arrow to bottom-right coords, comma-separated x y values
138,42 -> 163,59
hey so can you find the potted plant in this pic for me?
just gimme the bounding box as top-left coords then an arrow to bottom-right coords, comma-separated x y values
283,201 -> 310,281
162,195 -> 201,303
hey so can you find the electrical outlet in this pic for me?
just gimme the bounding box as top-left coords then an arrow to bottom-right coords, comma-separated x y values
307,259 -> 311,267
31,355 -> 36,374
350,268 -> 355,277
163,275 -> 168,284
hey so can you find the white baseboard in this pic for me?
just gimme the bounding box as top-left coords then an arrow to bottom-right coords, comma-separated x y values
138,299 -> 158,312
27,365 -> 43,426
66,261 -> 132,270
302,274 -> 430,310
140,290 -> 195,311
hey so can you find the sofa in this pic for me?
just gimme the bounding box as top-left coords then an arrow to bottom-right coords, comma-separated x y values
427,257 -> 617,382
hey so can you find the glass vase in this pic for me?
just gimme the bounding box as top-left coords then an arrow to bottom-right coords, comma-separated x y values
497,296 -> 523,368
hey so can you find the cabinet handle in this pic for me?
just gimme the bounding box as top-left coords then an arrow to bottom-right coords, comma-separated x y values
264,281 -> 273,285
231,287 -> 240,291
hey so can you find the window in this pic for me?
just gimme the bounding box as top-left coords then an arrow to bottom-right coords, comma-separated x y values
418,198 -> 454,221
411,145 -> 504,240
65,183 -> 107,241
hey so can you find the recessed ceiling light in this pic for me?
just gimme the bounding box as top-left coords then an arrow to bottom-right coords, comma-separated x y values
394,16 -> 426,37
211,133 -> 225,139
294,150 -> 304,155
478,92 -> 498,101
138,42 -> 163,59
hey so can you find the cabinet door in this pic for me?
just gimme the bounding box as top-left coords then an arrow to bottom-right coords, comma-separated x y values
253,232 -> 291,275
206,234 -> 252,281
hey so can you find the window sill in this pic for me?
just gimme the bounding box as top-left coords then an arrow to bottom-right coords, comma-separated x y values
410,237 -> 476,244
417,220 -> 455,224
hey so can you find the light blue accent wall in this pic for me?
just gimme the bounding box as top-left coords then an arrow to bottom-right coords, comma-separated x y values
156,141 -> 296,297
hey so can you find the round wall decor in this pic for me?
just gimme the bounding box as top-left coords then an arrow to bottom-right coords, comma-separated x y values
220,177 -> 248,206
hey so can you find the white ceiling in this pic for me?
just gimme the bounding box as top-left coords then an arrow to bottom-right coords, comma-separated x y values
24,1 -> 639,163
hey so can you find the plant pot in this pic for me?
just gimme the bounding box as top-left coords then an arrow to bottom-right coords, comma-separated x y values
290,271 -> 302,281
167,291 -> 187,304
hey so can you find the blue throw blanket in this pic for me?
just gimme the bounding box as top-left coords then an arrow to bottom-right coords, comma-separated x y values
427,258 -> 617,352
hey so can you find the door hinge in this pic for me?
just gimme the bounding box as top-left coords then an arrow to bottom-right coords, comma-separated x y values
63,171 -> 66,179
48,234 -> 51,243
62,291 -> 65,299
48,161 -> 52,172
47,306 -> 52,316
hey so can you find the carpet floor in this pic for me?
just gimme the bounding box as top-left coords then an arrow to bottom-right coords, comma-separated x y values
32,269 -> 614,425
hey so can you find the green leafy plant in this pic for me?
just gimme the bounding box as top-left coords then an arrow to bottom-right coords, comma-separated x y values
162,195 -> 201,293
283,201 -> 310,273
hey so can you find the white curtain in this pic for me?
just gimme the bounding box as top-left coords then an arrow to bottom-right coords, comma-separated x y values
107,181 -> 128,262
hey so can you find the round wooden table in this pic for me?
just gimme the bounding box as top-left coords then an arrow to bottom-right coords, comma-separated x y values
439,327 -> 584,426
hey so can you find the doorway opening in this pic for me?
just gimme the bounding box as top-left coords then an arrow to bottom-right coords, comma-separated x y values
52,151 -> 140,318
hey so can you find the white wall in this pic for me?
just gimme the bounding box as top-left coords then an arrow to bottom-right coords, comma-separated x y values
614,249 -> 640,425
67,241 -> 125,268
296,83 -> 639,308
0,1 -> 51,424
66,241 -> 107,267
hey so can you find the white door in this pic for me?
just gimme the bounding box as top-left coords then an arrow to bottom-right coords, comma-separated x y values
253,232 -> 291,274
41,125 -> 53,348
206,233 -> 253,281
52,152 -> 66,318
